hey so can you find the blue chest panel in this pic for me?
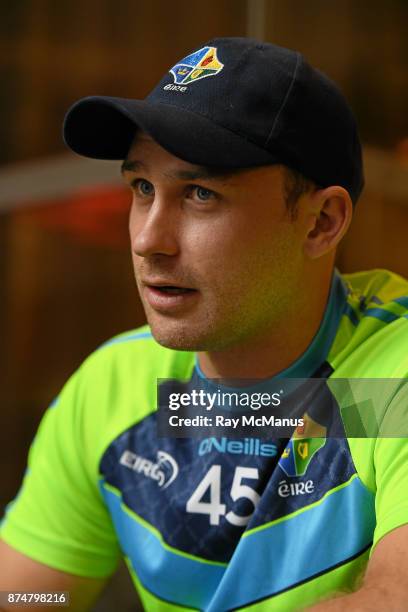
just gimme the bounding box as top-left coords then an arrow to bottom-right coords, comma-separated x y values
99,414 -> 375,610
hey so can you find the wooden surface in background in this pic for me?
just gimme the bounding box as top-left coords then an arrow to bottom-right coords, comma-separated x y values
0,0 -> 247,164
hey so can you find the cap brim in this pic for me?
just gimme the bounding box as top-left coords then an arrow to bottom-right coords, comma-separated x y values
63,96 -> 279,168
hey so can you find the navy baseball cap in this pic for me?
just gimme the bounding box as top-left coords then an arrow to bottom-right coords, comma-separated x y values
63,37 -> 364,203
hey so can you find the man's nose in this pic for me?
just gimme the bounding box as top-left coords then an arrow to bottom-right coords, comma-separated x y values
131,198 -> 179,258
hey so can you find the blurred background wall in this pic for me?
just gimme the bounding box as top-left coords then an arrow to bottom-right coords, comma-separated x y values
0,1 -> 407,610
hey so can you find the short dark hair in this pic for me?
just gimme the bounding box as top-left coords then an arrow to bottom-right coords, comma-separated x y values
283,167 -> 316,219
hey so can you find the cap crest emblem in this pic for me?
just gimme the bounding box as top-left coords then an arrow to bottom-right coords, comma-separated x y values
170,46 -> 224,85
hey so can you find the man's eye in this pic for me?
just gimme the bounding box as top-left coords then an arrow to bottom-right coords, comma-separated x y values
192,186 -> 215,202
133,179 -> 154,196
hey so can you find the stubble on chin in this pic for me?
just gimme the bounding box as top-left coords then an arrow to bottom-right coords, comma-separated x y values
147,320 -> 206,351
143,301 -> 221,352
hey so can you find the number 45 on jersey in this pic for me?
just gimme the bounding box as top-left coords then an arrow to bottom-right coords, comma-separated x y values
186,465 -> 260,527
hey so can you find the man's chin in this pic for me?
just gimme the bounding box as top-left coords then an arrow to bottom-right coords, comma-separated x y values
147,320 -> 211,352
149,327 -> 200,351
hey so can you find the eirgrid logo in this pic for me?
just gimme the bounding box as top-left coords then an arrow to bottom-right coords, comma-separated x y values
119,449 -> 179,489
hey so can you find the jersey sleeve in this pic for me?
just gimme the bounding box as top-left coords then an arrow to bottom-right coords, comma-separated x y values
0,365 -> 121,578
372,382 -> 408,549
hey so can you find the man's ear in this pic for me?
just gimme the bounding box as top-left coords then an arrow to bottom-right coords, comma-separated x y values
303,186 -> 353,259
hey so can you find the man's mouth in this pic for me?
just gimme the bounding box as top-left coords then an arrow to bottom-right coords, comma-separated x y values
141,281 -> 199,312
149,285 -> 195,295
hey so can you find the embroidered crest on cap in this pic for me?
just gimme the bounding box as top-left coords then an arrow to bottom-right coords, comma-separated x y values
170,46 -> 224,85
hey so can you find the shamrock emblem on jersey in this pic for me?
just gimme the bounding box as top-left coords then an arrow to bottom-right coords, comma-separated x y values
170,46 -> 224,85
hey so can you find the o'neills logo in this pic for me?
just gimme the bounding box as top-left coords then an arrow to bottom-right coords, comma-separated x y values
119,450 -> 179,489
198,436 -> 277,457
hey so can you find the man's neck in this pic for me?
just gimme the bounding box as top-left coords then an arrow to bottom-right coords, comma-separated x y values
197,270 -> 334,380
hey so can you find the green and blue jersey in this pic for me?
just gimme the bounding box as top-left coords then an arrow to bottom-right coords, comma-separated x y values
2,269 -> 408,611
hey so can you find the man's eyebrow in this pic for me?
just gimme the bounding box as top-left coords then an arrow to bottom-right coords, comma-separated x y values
121,159 -> 146,174
120,158 -> 244,181
172,167 -> 242,181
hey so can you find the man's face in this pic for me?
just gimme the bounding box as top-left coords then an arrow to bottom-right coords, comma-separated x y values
124,132 -> 307,352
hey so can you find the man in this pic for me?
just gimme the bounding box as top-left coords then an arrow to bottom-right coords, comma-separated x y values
1,37 -> 408,612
